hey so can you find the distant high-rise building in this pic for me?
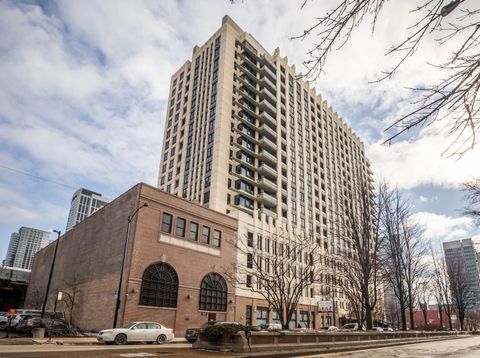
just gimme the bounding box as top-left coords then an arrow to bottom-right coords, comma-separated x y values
4,227 -> 51,270
443,238 -> 480,307
66,188 -> 109,231
157,16 -> 372,327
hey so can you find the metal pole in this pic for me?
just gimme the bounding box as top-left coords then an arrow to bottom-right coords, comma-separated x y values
41,230 -> 61,318
113,203 -> 148,328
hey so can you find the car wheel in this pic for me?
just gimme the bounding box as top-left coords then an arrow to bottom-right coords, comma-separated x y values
187,339 -> 197,343
114,334 -> 127,345
156,334 -> 167,345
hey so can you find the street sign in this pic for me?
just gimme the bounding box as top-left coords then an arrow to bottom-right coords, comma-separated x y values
317,300 -> 334,313
57,292 -> 63,301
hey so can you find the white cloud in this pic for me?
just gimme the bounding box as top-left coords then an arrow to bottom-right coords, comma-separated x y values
411,212 -> 480,249
367,123 -> 480,189
419,196 -> 428,203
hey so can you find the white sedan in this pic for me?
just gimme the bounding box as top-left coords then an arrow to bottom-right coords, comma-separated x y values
97,322 -> 174,345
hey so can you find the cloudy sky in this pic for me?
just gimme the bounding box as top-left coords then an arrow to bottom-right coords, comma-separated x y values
1,0 -> 479,260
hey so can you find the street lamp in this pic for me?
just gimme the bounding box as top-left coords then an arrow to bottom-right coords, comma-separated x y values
113,202 -> 148,328
41,229 -> 61,318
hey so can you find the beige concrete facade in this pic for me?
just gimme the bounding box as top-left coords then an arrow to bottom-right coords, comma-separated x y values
25,183 -> 238,335
158,16 -> 374,327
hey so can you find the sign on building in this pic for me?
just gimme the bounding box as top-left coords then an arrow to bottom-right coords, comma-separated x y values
317,300 -> 334,313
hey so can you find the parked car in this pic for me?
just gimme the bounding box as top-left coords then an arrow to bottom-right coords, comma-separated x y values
257,323 -> 282,332
341,323 -> 366,331
184,321 -> 240,343
0,313 -> 8,330
97,322 -> 174,345
372,326 -> 384,332
327,326 -> 339,332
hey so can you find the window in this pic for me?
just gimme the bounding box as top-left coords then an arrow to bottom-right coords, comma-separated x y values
139,262 -> 178,308
199,273 -> 228,311
162,213 -> 173,233
247,232 -> 253,247
175,217 -> 186,237
213,230 -> 221,247
256,307 -> 269,326
247,253 -> 253,268
202,226 -> 210,244
189,222 -> 198,241
246,275 -> 252,288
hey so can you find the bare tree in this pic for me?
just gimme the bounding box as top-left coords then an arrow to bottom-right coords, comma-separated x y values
379,186 -> 428,330
60,274 -> 80,326
418,279 -> 432,329
462,178 -> 480,225
292,0 -> 480,155
379,187 -> 409,330
226,232 -> 322,329
431,247 -> 454,330
447,256 -> 474,330
332,179 -> 382,329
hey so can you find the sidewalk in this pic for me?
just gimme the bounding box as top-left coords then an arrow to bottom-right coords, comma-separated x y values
0,336 -> 188,345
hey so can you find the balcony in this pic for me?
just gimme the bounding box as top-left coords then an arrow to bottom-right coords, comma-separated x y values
259,206 -> 278,219
259,111 -> 276,129
259,136 -> 277,154
260,99 -> 276,117
258,191 -> 277,207
258,177 -> 277,192
258,149 -> 276,166
260,87 -> 276,105
238,76 -> 258,93
237,99 -> 257,117
259,163 -> 277,179
262,64 -> 277,82
258,123 -> 276,140
261,75 -> 276,93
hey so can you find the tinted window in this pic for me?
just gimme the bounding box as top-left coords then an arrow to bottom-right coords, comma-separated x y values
202,226 -> 210,244
162,213 -> 173,233
176,217 -> 186,237
189,222 -> 198,241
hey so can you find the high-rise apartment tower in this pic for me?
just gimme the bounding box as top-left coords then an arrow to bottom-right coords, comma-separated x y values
4,227 -> 51,270
66,188 -> 109,232
443,238 -> 480,308
158,16 -> 372,327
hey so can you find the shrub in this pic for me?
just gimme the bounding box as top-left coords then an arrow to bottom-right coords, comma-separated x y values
199,324 -> 247,342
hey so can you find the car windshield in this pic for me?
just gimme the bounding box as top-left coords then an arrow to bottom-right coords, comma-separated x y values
121,322 -> 137,329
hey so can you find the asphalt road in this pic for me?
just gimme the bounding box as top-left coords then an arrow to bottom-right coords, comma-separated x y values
1,336 -> 480,358
0,342 -> 230,358
302,335 -> 480,358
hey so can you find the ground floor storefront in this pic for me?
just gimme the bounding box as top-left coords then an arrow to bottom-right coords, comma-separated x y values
234,296 -> 350,329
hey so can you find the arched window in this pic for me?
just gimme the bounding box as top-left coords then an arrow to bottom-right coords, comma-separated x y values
139,262 -> 178,308
199,273 -> 228,311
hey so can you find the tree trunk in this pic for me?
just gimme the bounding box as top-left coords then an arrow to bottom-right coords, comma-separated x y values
409,304 -> 415,330
365,305 -> 373,330
438,305 -> 444,330
400,304 -> 407,330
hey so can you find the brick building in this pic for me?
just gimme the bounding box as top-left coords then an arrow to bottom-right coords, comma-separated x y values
25,183 -> 237,334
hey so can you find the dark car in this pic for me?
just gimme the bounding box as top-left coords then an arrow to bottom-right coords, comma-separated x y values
16,315 -> 39,333
185,328 -> 198,343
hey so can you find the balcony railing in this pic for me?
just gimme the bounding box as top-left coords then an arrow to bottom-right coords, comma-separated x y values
259,149 -> 276,166
258,123 -> 276,140
260,99 -> 276,117
258,177 -> 277,192
259,163 -> 277,179
259,111 -> 276,129
257,191 -> 278,207
259,136 -> 277,154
